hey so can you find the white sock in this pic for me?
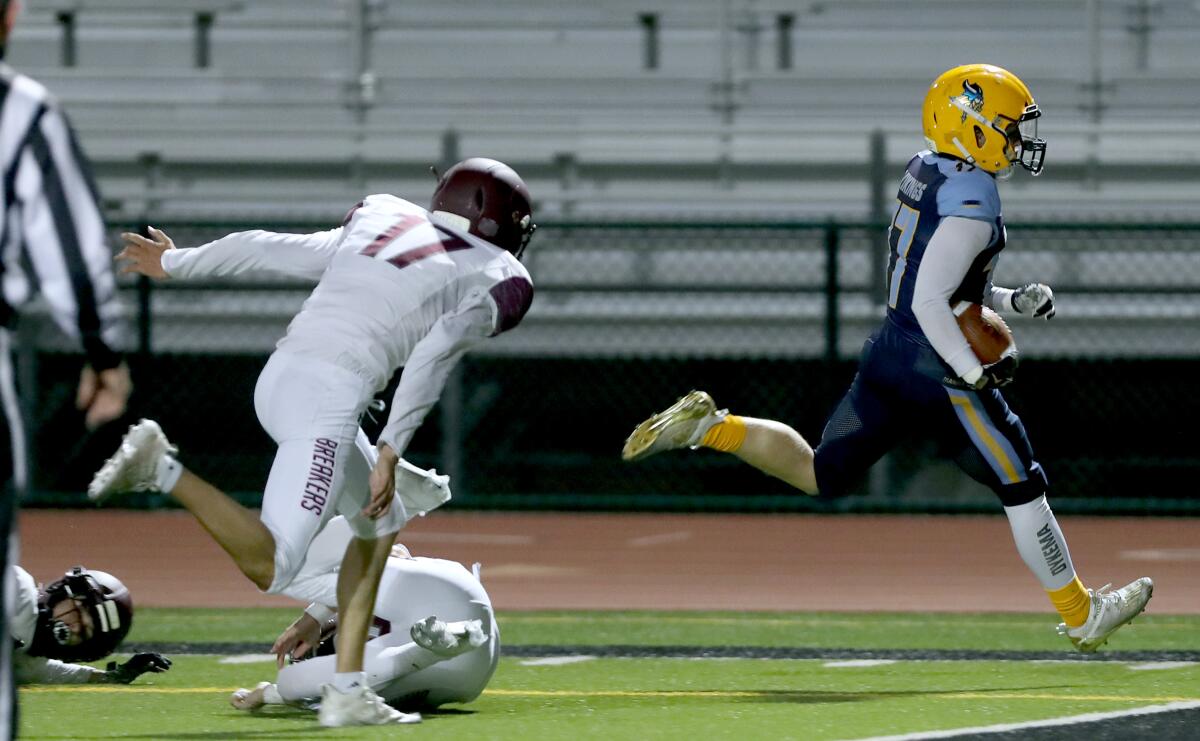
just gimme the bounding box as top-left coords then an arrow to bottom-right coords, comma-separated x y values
333,671 -> 366,694
1003,495 -> 1077,591
154,455 -> 182,493
262,683 -> 284,705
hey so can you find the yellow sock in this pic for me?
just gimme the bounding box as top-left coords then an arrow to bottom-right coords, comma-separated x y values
1047,576 -> 1091,628
700,415 -> 746,453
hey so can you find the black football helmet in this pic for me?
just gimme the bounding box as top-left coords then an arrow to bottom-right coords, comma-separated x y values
429,157 -> 536,259
29,566 -> 134,662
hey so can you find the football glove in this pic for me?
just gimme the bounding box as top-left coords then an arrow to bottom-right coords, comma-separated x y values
105,652 -> 172,684
1011,283 -> 1056,319
951,354 -> 1019,391
975,354 -> 1019,389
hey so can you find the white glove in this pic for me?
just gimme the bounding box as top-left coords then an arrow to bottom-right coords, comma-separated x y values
1010,283 -> 1056,319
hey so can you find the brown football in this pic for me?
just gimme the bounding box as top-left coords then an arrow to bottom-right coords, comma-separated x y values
953,302 -> 1016,366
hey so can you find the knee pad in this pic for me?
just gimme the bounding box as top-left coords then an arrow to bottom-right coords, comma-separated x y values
993,463 -> 1050,508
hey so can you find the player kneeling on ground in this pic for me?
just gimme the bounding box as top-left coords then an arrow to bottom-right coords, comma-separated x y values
7,565 -> 171,684
229,516 -> 497,722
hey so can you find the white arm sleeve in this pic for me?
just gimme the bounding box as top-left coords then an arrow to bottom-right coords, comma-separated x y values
911,216 -> 995,378
376,296 -> 494,455
14,653 -> 104,684
160,228 -> 344,282
985,284 -> 1016,313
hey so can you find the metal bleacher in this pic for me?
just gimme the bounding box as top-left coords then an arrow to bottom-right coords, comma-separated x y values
8,1 -> 1200,363
8,0 -> 1200,220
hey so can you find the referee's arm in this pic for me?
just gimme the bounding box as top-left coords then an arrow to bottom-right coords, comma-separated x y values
16,103 -> 130,426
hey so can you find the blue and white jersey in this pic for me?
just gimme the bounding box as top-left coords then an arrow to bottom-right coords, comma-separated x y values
884,151 -> 1005,340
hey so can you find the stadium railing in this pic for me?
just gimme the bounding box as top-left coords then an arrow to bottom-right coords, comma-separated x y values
17,218 -> 1200,516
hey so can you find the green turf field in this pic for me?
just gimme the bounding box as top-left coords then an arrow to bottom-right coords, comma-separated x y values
19,609 -> 1200,739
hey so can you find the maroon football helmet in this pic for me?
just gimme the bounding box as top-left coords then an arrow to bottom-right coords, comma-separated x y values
430,157 -> 536,259
30,566 -> 134,662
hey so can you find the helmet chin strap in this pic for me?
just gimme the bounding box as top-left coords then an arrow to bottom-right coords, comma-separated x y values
950,137 -> 977,165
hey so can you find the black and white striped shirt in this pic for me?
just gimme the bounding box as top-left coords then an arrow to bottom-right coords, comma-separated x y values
0,63 -> 123,369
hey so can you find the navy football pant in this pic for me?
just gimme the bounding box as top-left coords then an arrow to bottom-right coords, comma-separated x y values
813,330 -> 1048,506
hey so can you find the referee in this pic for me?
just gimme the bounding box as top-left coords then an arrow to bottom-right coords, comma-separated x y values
0,2 -> 132,736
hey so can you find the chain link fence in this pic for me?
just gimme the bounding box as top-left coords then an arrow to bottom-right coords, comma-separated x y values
20,218 -> 1200,514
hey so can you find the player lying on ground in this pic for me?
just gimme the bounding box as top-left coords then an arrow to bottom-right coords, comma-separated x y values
7,565 -> 170,684
622,64 -> 1152,653
89,158 -> 533,726
228,516 -> 497,720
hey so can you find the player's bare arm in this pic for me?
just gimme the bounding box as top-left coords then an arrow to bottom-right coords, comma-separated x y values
366,444 -> 399,520
116,227 -> 175,279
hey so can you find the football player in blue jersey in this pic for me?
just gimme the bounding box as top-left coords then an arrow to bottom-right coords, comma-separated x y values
622,64 -> 1152,652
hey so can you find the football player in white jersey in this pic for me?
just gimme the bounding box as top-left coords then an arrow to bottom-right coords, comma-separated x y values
6,564 -> 170,685
88,158 -> 534,727
227,516 -> 497,718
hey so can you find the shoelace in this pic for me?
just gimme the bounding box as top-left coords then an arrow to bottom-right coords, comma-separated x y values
365,399 -> 386,426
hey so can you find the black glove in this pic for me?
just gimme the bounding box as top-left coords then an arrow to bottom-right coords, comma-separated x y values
977,354 -> 1018,389
105,653 -> 172,684
943,354 -> 1019,391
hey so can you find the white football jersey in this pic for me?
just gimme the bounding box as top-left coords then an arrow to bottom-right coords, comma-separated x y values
161,194 -> 534,454
6,565 -> 102,684
6,565 -> 39,648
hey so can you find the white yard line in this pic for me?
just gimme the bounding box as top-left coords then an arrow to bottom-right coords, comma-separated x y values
627,531 -> 692,547
1120,548 -> 1200,561
400,532 -> 535,545
218,654 -> 276,664
519,656 -> 597,666
857,700 -> 1200,740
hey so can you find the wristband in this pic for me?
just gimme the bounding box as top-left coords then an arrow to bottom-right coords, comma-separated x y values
304,603 -> 336,624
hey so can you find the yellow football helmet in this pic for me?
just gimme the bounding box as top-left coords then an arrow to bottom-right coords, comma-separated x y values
922,64 -> 1046,176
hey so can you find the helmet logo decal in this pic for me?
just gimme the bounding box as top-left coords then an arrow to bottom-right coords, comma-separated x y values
953,81 -> 985,123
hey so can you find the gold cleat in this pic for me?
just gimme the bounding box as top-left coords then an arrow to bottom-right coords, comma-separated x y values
621,390 -> 723,462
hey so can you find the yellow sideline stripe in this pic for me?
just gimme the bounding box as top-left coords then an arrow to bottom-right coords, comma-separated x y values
26,686 -> 1197,704
25,685 -> 1200,700
483,689 -> 1199,702
500,615 -> 1193,629
22,686 -> 235,694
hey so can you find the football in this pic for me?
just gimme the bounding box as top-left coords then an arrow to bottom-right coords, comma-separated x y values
953,301 -> 1016,366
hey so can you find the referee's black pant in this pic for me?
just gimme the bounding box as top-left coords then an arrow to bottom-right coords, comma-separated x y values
0,327 -> 23,740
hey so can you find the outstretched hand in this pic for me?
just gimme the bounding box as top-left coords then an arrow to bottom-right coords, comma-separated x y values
272,613 -> 322,669
116,227 -> 175,279
105,653 -> 172,684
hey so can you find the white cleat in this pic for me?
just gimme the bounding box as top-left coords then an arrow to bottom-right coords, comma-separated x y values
1058,577 -> 1154,653
410,615 -> 487,657
621,390 -> 726,462
317,684 -> 421,727
87,419 -> 177,504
